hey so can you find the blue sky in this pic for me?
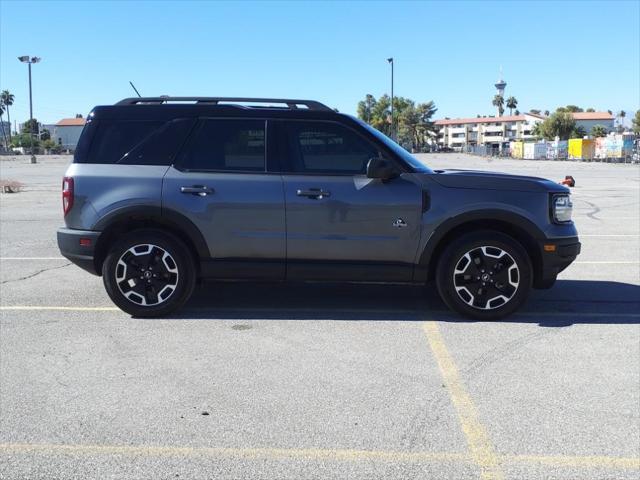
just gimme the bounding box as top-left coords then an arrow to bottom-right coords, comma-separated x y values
1,0 -> 638,124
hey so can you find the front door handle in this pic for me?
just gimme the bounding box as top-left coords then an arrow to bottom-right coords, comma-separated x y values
180,185 -> 214,197
296,188 -> 331,199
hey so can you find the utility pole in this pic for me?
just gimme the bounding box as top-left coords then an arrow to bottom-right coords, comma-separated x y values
18,56 -> 41,164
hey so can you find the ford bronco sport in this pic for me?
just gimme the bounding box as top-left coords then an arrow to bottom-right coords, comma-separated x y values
57,97 -> 580,319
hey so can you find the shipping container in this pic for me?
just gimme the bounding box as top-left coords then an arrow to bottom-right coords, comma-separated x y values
568,138 -> 595,160
511,141 -> 524,159
523,142 -> 547,159
546,140 -> 568,160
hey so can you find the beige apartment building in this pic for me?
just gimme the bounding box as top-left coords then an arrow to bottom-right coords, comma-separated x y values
435,111 -> 615,151
435,112 -> 545,151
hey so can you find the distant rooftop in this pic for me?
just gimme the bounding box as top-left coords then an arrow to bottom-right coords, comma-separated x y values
435,111 -> 612,126
56,118 -> 86,127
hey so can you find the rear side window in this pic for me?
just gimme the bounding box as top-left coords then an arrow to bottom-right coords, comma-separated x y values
85,120 -> 162,164
284,121 -> 377,175
118,119 -> 195,165
178,119 -> 265,172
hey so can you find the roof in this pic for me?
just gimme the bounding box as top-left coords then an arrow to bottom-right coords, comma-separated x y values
434,111 -> 614,126
571,112 -> 614,120
435,114 -> 527,126
56,118 -> 86,126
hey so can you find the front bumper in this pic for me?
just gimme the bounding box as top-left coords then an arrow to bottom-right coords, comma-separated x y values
534,236 -> 581,288
57,227 -> 102,275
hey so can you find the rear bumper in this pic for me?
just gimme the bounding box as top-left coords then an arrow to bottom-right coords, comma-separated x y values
57,227 -> 102,275
535,236 -> 581,288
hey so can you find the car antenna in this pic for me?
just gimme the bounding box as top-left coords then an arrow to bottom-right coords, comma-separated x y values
129,81 -> 142,98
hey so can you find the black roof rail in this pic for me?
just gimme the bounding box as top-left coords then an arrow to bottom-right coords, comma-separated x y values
115,96 -> 333,111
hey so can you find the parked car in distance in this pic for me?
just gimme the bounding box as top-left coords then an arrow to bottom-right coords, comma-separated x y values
58,97 -> 580,319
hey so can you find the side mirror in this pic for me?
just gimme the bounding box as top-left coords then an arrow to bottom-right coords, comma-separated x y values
366,157 -> 399,180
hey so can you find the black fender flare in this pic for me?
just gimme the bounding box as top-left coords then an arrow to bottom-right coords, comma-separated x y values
93,205 -> 210,259
416,209 -> 545,281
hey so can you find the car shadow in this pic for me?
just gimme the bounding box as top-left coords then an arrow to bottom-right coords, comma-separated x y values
160,279 -> 640,327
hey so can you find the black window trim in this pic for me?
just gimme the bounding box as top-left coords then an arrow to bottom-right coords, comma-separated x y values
268,118 -> 402,177
173,117 -> 268,174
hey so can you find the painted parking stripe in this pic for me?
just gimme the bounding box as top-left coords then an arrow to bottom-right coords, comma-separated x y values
423,321 -> 504,480
0,257 -> 66,260
1,443 -> 637,470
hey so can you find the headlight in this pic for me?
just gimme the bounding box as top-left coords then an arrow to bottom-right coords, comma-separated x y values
552,194 -> 573,223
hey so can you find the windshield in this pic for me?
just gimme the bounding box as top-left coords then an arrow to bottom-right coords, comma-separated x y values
354,118 -> 432,173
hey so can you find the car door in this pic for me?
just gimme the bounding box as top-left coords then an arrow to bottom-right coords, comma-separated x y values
279,120 -> 423,282
162,118 -> 286,279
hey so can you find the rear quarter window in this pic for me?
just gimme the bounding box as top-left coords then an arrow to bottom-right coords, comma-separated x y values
76,119 -> 195,165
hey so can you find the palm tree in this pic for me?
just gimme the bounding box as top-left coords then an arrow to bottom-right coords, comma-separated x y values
617,110 -> 626,132
492,94 -> 505,117
506,96 -> 518,116
0,90 -> 14,142
0,102 -> 7,147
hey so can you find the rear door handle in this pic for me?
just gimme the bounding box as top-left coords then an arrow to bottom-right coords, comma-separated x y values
180,185 -> 214,196
296,188 -> 331,199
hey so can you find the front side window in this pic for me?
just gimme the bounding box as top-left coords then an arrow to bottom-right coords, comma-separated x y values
180,119 -> 265,172
285,121 -> 377,175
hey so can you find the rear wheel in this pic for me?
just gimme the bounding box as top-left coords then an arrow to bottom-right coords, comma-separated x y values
102,229 -> 196,317
436,231 -> 532,320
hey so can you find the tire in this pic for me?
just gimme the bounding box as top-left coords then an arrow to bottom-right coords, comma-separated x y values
102,229 -> 196,317
436,230 -> 532,320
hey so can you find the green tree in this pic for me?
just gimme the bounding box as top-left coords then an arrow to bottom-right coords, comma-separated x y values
514,109 -> 520,115
530,109 -> 541,115
570,125 -> 587,139
535,111 -> 577,140
357,94 -> 377,124
9,132 -> 40,149
0,103 -> 7,146
356,94 -> 438,151
21,118 -> 40,134
564,105 -> 583,113
492,94 -> 505,116
586,107 -> 595,112
616,110 -> 626,133
543,110 -> 550,116
40,128 -> 51,141
632,110 -> 640,134
506,96 -> 518,116
0,90 -> 14,141
590,125 -> 608,137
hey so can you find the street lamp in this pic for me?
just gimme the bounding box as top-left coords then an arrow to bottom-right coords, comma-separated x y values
18,55 -> 41,164
387,57 -> 394,140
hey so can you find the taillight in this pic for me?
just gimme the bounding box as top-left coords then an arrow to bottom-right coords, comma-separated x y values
62,176 -> 74,216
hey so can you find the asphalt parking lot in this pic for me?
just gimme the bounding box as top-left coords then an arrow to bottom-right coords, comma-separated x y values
0,153 -> 638,480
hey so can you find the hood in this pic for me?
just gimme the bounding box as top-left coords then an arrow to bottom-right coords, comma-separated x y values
428,169 -> 569,193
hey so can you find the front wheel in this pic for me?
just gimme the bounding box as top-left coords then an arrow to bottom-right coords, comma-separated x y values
436,231 -> 532,320
102,229 -> 196,317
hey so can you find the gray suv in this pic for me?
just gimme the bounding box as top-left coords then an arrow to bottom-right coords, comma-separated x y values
57,97 -> 580,319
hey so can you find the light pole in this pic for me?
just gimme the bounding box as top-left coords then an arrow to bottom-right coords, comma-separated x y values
386,57 -> 394,140
18,55 -> 41,164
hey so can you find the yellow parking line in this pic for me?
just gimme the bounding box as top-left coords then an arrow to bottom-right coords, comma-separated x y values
0,443 -> 467,463
423,321 -> 504,480
2,443 -> 636,471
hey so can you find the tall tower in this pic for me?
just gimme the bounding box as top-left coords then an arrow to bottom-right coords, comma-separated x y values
494,66 -> 506,116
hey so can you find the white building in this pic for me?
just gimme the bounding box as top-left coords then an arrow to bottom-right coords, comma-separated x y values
435,112 -> 546,150
436,111 -> 616,150
54,118 -> 86,150
572,112 -> 615,134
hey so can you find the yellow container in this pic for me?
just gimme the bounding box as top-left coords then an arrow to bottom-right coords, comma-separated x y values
511,141 -> 524,159
568,138 -> 595,160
